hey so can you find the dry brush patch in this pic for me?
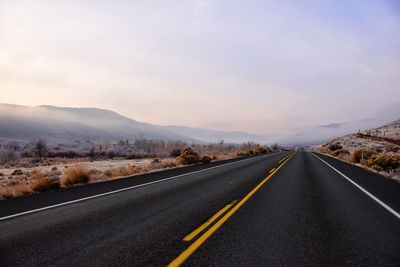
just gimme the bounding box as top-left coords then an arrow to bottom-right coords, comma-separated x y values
366,153 -> 400,172
0,183 -> 32,199
160,159 -> 178,168
317,145 -> 400,182
111,165 -> 150,178
0,145 -> 270,199
62,164 -> 91,186
352,149 -> 376,163
30,169 -> 60,192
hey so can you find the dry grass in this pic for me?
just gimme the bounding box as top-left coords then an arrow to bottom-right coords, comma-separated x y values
0,152 -> 242,199
30,169 -> 60,192
161,159 -> 178,168
113,166 -> 134,177
111,165 -> 151,178
0,183 -> 32,199
62,164 -> 91,186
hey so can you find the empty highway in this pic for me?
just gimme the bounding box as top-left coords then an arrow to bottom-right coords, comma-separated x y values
0,151 -> 399,266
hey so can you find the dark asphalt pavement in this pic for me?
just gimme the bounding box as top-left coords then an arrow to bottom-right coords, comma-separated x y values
0,151 -> 399,266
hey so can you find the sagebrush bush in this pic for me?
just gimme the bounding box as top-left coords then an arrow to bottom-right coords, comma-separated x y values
30,169 -> 60,192
152,158 -> 161,164
0,184 -> 32,199
352,149 -> 375,163
170,149 -> 181,158
331,149 -> 350,157
367,154 -> 400,171
329,143 -> 343,151
62,164 -> 91,186
255,146 -> 267,154
104,169 -> 112,177
177,154 -> 200,165
201,155 -> 212,163
236,151 -> 250,157
11,169 -> 23,176
181,147 -> 198,157
177,147 -> 200,165
161,160 -> 177,168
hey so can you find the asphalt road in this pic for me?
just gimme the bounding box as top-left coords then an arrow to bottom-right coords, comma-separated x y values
0,151 -> 399,266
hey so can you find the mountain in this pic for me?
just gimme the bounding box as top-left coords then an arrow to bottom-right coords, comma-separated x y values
0,104 -> 265,143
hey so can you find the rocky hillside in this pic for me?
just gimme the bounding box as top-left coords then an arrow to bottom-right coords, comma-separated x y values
314,119 -> 400,181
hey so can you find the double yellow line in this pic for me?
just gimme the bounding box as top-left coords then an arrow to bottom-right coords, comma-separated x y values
278,153 -> 292,164
183,200 -> 238,242
168,152 -> 296,266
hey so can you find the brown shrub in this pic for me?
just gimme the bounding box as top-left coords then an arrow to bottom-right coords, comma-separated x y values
210,154 -> 218,160
329,143 -> 343,151
236,151 -> 250,157
0,186 -> 14,199
181,147 -> 198,157
352,149 -> 375,163
151,158 -> 162,168
0,183 -> 33,199
104,169 -> 112,177
254,145 -> 269,155
366,154 -> 400,171
161,159 -> 178,168
114,166 -> 133,177
11,169 -> 23,176
170,149 -> 181,158
331,149 -> 350,157
30,169 -> 60,192
152,158 -> 161,164
201,155 -> 212,163
177,147 -> 200,165
118,167 -> 136,176
177,154 -> 200,165
62,164 -> 91,186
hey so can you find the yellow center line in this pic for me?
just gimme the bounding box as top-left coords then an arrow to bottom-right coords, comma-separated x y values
183,200 -> 238,242
269,168 -> 276,174
168,152 -> 296,267
279,152 -> 296,164
278,154 -> 290,164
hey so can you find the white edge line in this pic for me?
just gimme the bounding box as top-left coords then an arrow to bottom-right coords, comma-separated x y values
312,153 -> 400,220
0,153 -> 285,222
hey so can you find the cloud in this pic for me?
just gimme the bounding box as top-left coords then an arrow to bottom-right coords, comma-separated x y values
0,0 -> 399,143
316,123 -> 347,129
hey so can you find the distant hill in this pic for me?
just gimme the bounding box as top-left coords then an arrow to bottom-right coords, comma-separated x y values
0,103 -> 265,143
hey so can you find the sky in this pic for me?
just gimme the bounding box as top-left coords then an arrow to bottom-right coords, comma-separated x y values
0,0 -> 399,142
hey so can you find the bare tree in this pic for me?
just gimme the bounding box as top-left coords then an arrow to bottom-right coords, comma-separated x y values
34,139 -> 48,159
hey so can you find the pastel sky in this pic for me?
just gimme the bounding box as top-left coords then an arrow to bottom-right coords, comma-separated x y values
0,0 -> 399,140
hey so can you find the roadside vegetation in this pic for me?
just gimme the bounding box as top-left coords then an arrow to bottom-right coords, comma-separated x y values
0,140 -> 279,199
315,136 -> 400,182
